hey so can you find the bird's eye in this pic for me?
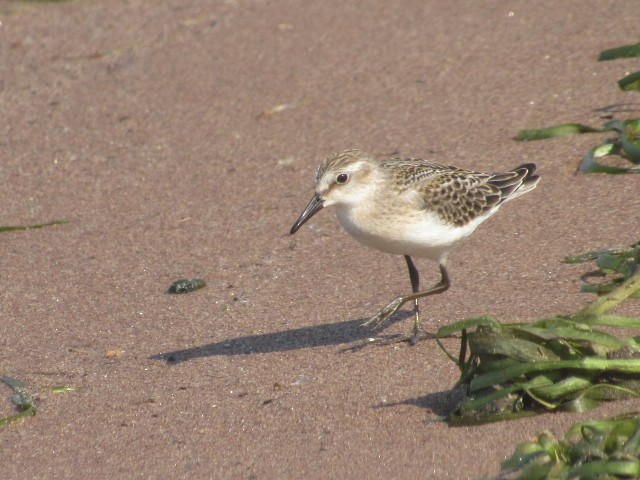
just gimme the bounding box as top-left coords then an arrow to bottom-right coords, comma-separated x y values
336,173 -> 349,184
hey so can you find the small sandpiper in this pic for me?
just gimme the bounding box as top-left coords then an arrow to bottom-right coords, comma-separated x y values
290,149 -> 539,344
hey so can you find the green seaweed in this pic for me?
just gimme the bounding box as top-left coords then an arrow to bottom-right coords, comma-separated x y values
0,377 -> 36,426
438,245 -> 640,425
564,241 -> 639,299
515,40 -> 640,173
514,124 -> 604,141
598,42 -> 640,61
494,414 -> 640,479
0,220 -> 68,232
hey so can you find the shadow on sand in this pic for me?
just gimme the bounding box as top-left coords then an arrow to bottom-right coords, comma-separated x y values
372,389 -> 463,420
150,313 -> 413,363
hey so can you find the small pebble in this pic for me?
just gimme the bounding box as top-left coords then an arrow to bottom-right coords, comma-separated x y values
168,278 -> 206,294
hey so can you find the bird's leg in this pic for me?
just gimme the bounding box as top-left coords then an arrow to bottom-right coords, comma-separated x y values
362,259 -> 450,344
404,255 -> 422,337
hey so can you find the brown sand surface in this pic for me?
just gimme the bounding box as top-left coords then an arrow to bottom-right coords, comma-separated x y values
1,1 -> 640,478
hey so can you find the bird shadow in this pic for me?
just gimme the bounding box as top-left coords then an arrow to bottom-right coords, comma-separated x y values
372,387 -> 464,421
150,312 -> 414,364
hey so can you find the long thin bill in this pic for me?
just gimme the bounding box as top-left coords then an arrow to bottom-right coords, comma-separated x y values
290,194 -> 324,234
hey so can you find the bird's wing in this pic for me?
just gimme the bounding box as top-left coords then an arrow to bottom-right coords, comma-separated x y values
382,158 -> 538,227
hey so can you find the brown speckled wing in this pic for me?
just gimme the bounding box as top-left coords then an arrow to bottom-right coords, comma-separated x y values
383,159 -> 537,227
418,170 -> 501,226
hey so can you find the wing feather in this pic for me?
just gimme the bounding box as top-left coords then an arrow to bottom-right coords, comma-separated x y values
381,158 -> 539,227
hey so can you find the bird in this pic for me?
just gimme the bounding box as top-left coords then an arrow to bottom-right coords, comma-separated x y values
290,149 -> 539,344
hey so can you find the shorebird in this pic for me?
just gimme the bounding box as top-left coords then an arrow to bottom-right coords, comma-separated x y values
290,149 -> 539,344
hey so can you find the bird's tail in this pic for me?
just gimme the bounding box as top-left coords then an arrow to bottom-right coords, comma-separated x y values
490,163 -> 540,204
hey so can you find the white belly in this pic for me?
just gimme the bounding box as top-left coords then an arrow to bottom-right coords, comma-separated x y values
334,204 -> 486,263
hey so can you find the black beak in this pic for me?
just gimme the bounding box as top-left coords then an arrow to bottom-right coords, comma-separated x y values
290,194 -> 325,234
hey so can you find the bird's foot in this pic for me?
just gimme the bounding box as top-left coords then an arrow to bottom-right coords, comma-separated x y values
342,324 -> 437,352
361,297 -> 404,330
404,328 -> 437,346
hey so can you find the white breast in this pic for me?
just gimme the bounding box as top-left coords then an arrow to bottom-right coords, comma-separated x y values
334,202 -> 485,264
